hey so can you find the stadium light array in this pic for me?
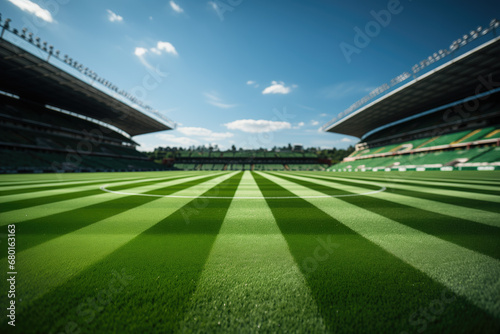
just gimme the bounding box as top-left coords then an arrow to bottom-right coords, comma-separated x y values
0,13 -> 176,129
322,18 -> 499,132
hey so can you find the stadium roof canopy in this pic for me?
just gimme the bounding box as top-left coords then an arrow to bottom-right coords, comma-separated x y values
0,38 -> 175,137
323,36 -> 500,139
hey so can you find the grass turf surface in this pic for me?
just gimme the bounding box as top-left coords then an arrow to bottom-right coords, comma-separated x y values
0,170 -> 499,333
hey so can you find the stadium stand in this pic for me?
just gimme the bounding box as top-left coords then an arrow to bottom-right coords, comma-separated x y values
324,23 -> 500,172
171,150 -> 328,171
0,16 -> 176,173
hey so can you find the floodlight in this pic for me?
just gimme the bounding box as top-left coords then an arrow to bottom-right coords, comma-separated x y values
21,28 -> 27,39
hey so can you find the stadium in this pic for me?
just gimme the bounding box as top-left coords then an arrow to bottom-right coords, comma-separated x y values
1,4 -> 500,334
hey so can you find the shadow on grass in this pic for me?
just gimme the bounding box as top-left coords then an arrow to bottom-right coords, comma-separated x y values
273,173 -> 500,260
0,173 -> 224,257
293,172 -> 500,215
253,172 -> 500,334
4,172 -> 243,333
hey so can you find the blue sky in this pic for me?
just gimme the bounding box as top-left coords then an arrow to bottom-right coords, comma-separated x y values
2,0 -> 499,151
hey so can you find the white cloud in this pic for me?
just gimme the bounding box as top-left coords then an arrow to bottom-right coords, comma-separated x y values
224,119 -> 292,133
204,92 -> 237,109
150,41 -> 178,56
311,120 -> 319,126
8,0 -> 53,23
208,1 -> 218,11
134,47 -> 148,57
293,121 -> 305,129
157,133 -> 199,146
341,137 -> 353,142
134,47 -> 153,69
262,81 -> 294,95
157,41 -> 178,56
170,1 -> 184,13
107,9 -> 123,22
246,80 -> 259,88
135,41 -> 177,69
177,127 -> 233,141
320,113 -> 328,117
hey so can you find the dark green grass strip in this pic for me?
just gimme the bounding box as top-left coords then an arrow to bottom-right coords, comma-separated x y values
7,172 -> 243,334
293,172 -> 500,215
0,173 -> 225,258
273,173 -> 500,260
0,173 -> 201,214
253,172 -> 500,334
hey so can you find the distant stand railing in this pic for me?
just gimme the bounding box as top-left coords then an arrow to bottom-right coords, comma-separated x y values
322,18 -> 499,132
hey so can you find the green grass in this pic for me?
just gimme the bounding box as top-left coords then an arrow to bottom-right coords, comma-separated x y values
0,170 -> 499,333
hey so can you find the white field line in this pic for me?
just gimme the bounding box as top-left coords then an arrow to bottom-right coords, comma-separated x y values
100,183 -> 385,200
257,171 -> 500,319
15,172 -> 239,312
273,172 -> 500,229
180,171 -> 327,332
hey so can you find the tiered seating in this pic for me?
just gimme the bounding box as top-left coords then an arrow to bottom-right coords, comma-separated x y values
0,97 -> 163,172
467,147 -> 500,163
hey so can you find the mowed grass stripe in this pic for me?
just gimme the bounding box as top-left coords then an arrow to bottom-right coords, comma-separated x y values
296,172 -> 500,215
283,172 -> 500,229
0,172 -> 197,205
315,171 -> 500,188
0,175 -> 147,195
6,172 -> 238,315
181,171 -> 326,332
334,174 -> 500,196
388,174 -> 500,186
257,172 -> 500,320
0,172 -> 208,223
0,173 -> 227,257
253,172 -> 500,333
298,172 -> 500,202
321,170 -> 500,184
271,172 -> 500,259
9,173 -> 244,333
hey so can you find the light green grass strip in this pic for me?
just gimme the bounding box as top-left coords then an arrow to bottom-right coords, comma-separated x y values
0,172 -> 201,225
258,172 -> 500,319
181,171 -> 326,332
15,172 -> 238,311
280,172 -> 500,228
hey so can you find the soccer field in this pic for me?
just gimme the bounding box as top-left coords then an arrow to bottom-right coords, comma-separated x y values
1,170 -> 499,333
